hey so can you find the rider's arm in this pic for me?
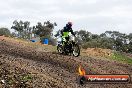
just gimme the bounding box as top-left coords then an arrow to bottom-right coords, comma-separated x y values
61,29 -> 64,36
70,28 -> 75,36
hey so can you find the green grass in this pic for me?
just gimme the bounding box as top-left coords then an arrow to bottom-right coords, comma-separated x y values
111,52 -> 132,65
22,74 -> 32,81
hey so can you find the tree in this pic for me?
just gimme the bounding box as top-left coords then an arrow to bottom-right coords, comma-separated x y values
35,21 -> 55,37
91,34 -> 99,39
0,28 -> 11,36
100,33 -> 107,38
23,21 -> 31,39
128,33 -> 132,43
11,20 -> 32,39
11,20 -> 24,38
75,30 -> 92,42
78,30 -> 131,53
34,21 -> 56,42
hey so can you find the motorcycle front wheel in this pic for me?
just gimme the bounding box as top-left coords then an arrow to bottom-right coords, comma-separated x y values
72,44 -> 80,57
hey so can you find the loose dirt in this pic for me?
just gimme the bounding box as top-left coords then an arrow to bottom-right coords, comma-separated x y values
0,36 -> 132,88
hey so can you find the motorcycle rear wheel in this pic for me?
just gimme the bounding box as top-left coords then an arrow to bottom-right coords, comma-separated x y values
57,45 -> 63,54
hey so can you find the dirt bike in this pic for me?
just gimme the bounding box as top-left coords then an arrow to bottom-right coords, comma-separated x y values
57,33 -> 80,57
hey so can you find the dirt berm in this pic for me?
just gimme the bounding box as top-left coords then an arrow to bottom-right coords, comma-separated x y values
0,37 -> 132,88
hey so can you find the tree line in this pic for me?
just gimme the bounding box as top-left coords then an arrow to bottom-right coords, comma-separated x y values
0,20 -> 57,45
11,20 -> 56,39
0,20 -> 132,53
75,30 -> 132,53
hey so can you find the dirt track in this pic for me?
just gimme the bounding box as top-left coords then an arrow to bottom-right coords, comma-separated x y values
0,37 -> 132,88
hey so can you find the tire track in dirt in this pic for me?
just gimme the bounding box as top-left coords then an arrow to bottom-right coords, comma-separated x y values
0,40 -> 96,87
0,38 -> 132,88
0,40 -> 96,74
0,54 -> 72,88
79,56 -> 132,74
1,54 -> 131,88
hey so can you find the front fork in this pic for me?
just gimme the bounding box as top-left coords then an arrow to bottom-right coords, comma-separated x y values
62,41 -> 76,53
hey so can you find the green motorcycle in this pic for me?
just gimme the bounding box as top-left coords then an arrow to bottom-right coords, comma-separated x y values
57,32 -> 80,57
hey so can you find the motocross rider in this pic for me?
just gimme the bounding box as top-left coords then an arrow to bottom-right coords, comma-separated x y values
61,22 -> 75,46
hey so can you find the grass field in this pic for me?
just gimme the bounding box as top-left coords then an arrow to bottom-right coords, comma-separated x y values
111,52 -> 132,65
